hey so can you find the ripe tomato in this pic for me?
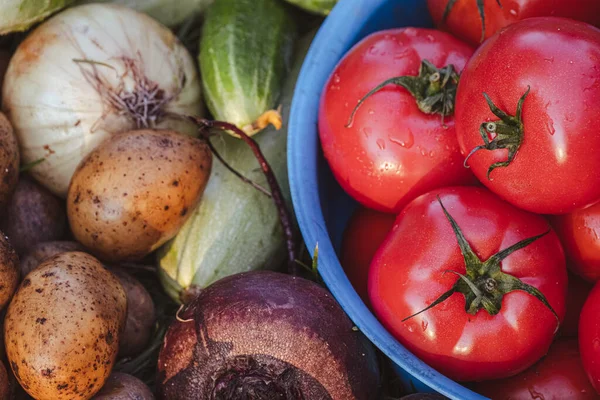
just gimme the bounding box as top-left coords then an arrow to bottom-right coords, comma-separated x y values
319,28 -> 476,214
369,186 -> 567,381
456,17 -> 600,215
579,281 -> 600,394
340,207 -> 396,306
471,339 -> 597,400
552,202 -> 600,282
560,272 -> 593,338
427,0 -> 600,46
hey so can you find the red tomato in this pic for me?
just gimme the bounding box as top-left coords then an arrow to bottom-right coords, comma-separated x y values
471,339 -> 597,400
560,272 -> 593,338
427,0 -> 600,46
456,17 -> 600,215
552,202 -> 600,282
319,28 -> 476,214
579,282 -> 600,394
340,207 -> 396,306
369,186 -> 567,381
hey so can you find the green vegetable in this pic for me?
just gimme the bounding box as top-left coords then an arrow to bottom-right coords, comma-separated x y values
283,0 -> 337,16
199,0 -> 297,136
157,30 -> 315,304
0,0 -> 76,34
76,0 -> 213,27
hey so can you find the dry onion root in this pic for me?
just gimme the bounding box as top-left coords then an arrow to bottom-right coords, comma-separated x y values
2,3 -> 203,198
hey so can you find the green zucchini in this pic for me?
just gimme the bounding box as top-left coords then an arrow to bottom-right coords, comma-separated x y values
199,0 -> 297,136
283,0 -> 337,16
157,30 -> 315,304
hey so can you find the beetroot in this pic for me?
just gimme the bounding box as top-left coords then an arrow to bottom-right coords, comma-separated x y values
157,271 -> 380,399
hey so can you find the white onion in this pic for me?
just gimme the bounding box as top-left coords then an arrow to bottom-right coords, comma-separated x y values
3,4 -> 203,197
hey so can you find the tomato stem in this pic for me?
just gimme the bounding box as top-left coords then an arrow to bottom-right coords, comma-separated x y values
442,0 -> 503,43
403,196 -> 559,330
191,117 -> 299,276
463,86 -> 530,179
346,60 -> 459,128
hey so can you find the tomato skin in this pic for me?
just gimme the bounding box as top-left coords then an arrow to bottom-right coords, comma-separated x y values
427,0 -> 600,46
560,272 -> 593,338
552,202 -> 600,282
471,339 -> 597,400
369,186 -> 567,382
318,28 -> 476,214
456,17 -> 600,215
579,282 -> 600,394
340,207 -> 396,306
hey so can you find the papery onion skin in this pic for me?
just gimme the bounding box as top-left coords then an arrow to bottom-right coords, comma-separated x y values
3,4 -> 203,198
157,271 -> 381,400
0,0 -> 76,35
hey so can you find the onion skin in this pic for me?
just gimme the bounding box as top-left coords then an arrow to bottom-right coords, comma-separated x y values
157,271 -> 380,400
3,4 -> 203,197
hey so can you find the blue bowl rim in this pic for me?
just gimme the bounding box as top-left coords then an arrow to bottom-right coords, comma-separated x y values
287,1 -> 488,399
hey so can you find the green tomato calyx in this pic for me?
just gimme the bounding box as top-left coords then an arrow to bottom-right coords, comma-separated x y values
346,60 -> 460,128
402,196 -> 559,331
463,86 -> 530,180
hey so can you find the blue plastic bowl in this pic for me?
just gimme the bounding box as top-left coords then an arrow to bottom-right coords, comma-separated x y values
287,1 -> 488,399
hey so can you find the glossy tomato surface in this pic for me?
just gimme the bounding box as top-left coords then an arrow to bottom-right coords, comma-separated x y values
471,339 -> 597,400
369,186 -> 567,381
552,202 -> 600,282
561,272 -> 593,338
340,206 -> 396,306
456,17 -> 600,215
319,28 -> 475,214
579,282 -> 600,394
427,0 -> 600,46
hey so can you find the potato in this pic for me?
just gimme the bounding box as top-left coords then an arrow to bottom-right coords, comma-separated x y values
0,113 -> 19,211
19,240 -> 84,277
92,372 -> 154,399
0,234 -> 18,310
67,129 -> 212,262
1,175 -> 67,255
4,252 -> 127,400
109,268 -> 156,357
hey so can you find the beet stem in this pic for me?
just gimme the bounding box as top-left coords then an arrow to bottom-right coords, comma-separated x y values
205,139 -> 273,198
191,117 -> 298,276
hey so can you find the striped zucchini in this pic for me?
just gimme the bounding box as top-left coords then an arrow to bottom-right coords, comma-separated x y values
283,0 -> 338,16
199,0 -> 297,136
157,31 -> 315,304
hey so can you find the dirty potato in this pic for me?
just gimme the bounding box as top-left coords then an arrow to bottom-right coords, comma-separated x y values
92,372 -> 154,399
109,268 -> 156,357
0,234 -> 18,310
4,252 -> 127,400
67,129 -> 212,262
0,113 -> 19,211
19,240 -> 84,277
1,175 -> 67,255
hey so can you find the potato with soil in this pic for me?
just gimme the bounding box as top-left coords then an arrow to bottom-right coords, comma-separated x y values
0,234 -> 18,310
67,129 -> 212,262
1,175 -> 67,255
19,241 -> 85,277
0,112 -> 19,211
92,372 -> 154,399
109,268 -> 156,357
4,251 -> 127,400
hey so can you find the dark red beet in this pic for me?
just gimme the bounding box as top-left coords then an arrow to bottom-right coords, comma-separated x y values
157,271 -> 380,399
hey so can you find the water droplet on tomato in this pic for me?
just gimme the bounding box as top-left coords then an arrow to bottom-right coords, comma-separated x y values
593,338 -> 600,351
569,60 -> 574,65
368,109 -> 375,115
426,34 -> 435,42
376,139 -> 386,150
407,325 -> 415,333
421,320 -> 428,331
362,127 -> 372,138
544,56 -> 554,63
420,148 -> 427,156
429,151 -> 435,158
546,119 -> 555,135
388,131 -> 414,149
368,46 -> 378,55
333,73 -> 341,84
